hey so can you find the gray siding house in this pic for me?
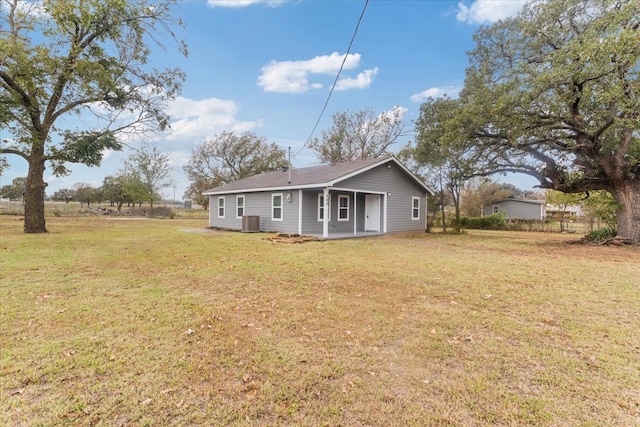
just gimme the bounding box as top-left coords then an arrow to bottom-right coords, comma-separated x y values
203,156 -> 433,239
482,198 -> 545,220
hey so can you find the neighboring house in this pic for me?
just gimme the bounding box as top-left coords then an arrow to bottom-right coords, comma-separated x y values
482,198 -> 545,220
545,204 -> 583,221
203,156 -> 433,239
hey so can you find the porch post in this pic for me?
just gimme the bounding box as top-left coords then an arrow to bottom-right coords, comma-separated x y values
383,193 -> 388,233
323,187 -> 329,238
298,189 -> 303,235
353,191 -> 357,235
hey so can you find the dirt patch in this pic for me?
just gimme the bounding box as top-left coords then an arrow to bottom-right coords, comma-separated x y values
266,233 -> 319,243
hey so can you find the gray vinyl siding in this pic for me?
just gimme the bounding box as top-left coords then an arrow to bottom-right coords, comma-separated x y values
337,163 -> 427,232
208,191 -> 299,233
301,190 -> 322,235
483,200 -> 544,220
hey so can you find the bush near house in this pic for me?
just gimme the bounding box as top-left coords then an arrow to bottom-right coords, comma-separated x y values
456,213 -> 506,230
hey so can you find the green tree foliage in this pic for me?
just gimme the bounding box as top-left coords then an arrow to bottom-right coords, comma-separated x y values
309,106 -> 407,164
582,190 -> 618,230
422,0 -> 639,243
73,182 -> 101,208
0,0 -> 186,233
123,143 -> 173,216
413,97 -> 475,231
184,131 -> 287,208
0,176 -> 25,200
101,174 -> 134,211
545,189 -> 584,231
51,188 -> 75,203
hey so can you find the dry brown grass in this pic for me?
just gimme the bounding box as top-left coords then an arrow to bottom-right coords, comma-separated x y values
1,217 -> 639,426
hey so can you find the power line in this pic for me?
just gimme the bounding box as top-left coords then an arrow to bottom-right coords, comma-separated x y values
293,0 -> 369,158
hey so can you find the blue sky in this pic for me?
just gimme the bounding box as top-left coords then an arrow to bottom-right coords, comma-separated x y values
2,0 -> 536,200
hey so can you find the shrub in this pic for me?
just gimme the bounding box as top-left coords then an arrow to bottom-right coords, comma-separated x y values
150,206 -> 173,218
456,214 -> 506,230
585,227 -> 617,243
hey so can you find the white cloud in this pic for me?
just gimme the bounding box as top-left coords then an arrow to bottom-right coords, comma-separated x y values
334,68 -> 378,91
258,52 -> 365,94
456,0 -> 526,24
165,96 -> 263,142
410,86 -> 462,102
380,105 -> 408,122
207,0 -> 286,8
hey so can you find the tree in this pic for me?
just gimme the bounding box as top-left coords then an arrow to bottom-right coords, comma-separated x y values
73,182 -> 100,208
184,131 -> 287,208
450,0 -> 640,243
52,188 -> 75,203
123,143 -> 173,216
309,106 -> 408,163
545,190 -> 584,232
0,176 -> 25,200
582,190 -> 618,230
101,174 -> 134,211
413,97 -> 474,231
0,0 -> 186,233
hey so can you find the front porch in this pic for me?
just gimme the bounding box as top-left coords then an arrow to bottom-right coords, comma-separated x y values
297,187 -> 388,239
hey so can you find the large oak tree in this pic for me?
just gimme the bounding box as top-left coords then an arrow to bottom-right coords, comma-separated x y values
0,0 -> 186,232
418,0 -> 639,243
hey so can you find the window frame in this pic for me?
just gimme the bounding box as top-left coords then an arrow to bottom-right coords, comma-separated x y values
317,193 -> 331,222
217,196 -> 225,218
236,195 -> 245,219
272,193 -> 283,221
411,196 -> 420,220
493,205 -> 500,214
338,194 -> 350,221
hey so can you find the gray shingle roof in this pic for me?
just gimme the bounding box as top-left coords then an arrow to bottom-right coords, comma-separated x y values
493,198 -> 544,205
203,156 -> 430,195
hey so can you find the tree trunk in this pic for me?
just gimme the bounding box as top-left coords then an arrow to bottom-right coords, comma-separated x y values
24,154 -> 48,233
611,181 -> 640,245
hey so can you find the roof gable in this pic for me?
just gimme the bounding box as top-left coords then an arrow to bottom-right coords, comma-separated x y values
203,156 -> 432,195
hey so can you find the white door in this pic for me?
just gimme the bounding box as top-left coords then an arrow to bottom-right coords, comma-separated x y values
365,194 -> 380,231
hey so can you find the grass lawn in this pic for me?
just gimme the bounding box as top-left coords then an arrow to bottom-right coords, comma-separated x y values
1,216 -> 639,426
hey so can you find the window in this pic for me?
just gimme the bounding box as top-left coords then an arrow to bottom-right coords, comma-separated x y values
338,195 -> 349,221
217,196 -> 225,218
493,205 -> 499,214
317,193 -> 331,221
412,197 -> 420,220
236,195 -> 245,218
272,193 -> 283,221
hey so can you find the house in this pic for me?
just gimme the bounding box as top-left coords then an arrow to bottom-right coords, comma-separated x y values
482,198 -> 545,220
203,156 -> 433,239
545,204 -> 584,221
